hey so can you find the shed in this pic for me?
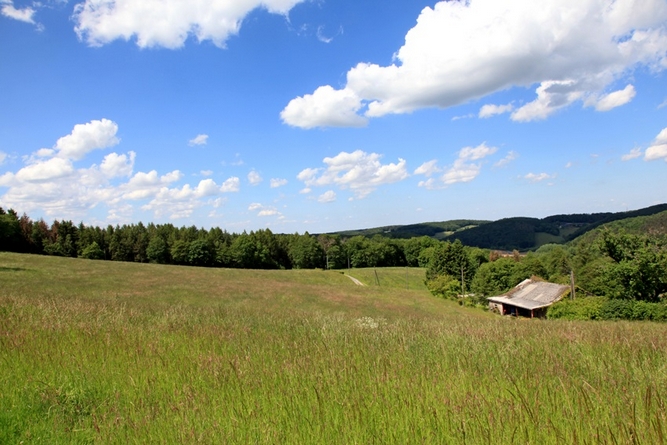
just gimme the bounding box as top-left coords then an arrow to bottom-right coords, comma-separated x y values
487,278 -> 569,318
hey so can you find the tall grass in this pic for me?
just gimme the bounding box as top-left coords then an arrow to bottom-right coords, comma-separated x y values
1,253 -> 667,443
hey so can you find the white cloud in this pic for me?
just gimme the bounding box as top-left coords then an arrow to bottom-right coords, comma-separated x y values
443,159 -> 483,185
621,147 -> 642,161
0,151 -> 6,165
248,170 -> 262,185
524,172 -> 555,183
417,178 -> 438,190
297,150 -> 409,199
122,170 -> 182,200
248,202 -> 281,216
479,103 -> 513,118
188,134 -> 208,146
220,176 -> 241,192
0,119 -> 241,221
318,190 -> 336,203
316,25 -> 342,44
1,1 -> 36,24
645,144 -> 667,161
258,209 -> 280,216
270,178 -> 288,188
200,170 -> 213,176
413,160 -> 440,176
55,118 -> 119,160
140,178 -> 226,218
494,150 -> 518,168
73,0 -> 306,49
588,84 -> 637,111
511,80 -> 586,122
645,127 -> 667,161
15,157 -> 75,183
100,151 -> 135,178
281,86 -> 368,129
283,0 -> 667,127
416,143 -> 498,187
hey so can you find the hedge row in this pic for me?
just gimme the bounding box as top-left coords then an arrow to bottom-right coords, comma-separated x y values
547,297 -> 667,321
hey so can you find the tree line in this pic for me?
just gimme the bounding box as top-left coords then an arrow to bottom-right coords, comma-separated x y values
0,207 -> 444,270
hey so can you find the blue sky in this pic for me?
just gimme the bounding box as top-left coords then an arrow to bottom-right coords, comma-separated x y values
1,0 -> 666,233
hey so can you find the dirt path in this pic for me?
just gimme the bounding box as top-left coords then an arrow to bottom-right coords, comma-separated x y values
344,274 -> 365,286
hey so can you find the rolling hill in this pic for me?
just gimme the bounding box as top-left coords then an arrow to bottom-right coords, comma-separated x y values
327,203 -> 667,251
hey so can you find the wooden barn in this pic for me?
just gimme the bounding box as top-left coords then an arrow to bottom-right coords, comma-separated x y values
487,278 -> 570,318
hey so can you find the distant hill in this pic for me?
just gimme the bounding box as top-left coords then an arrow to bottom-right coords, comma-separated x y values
326,204 -> 667,251
571,208 -> 667,246
331,220 -> 489,240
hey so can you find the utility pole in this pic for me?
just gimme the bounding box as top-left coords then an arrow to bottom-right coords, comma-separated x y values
461,265 -> 465,298
570,270 -> 576,300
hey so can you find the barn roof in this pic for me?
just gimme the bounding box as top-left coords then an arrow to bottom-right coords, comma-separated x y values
487,278 -> 570,310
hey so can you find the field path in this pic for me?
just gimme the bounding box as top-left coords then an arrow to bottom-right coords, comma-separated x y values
345,274 -> 365,286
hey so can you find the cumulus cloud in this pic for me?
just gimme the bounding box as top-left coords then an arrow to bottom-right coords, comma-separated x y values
587,84 -> 637,111
188,134 -> 208,146
0,151 -> 6,165
140,179 -> 223,218
270,178 -> 288,188
55,118 -> 120,160
416,143 -> 498,188
524,172 -> 556,183
220,176 -> 241,192
318,190 -> 336,203
100,151 -> 136,178
297,150 -> 409,199
414,160 -> 440,177
479,103 -> 513,118
15,157 -> 75,183
621,147 -> 643,161
282,0 -> 667,128
73,0 -> 306,49
281,86 -> 368,129
645,127 -> 667,161
248,170 -> 262,185
494,151 -> 518,168
1,1 -> 36,24
248,202 -> 281,216
0,119 -> 241,221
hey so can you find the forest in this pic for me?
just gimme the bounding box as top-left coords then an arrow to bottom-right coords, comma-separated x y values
1,206 -> 666,320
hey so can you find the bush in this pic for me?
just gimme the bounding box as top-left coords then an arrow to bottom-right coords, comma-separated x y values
80,242 -> 105,260
426,274 -> 461,299
599,299 -> 633,320
547,297 -> 605,320
548,297 -> 667,321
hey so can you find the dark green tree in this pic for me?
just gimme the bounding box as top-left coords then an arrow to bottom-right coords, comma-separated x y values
598,230 -> 667,302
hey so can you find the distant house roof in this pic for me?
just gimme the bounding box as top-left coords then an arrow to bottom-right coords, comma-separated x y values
487,278 -> 570,310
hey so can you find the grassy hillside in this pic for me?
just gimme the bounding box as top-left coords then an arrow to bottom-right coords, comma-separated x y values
2,253 -> 667,443
571,209 -> 667,246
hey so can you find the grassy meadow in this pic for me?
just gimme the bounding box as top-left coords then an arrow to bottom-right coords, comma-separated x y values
1,252 -> 667,443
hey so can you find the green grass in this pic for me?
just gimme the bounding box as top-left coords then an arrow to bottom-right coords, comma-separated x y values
2,252 -> 667,443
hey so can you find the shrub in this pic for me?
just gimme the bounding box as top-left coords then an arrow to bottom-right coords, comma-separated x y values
547,297 -> 605,320
80,242 -> 104,260
549,297 -> 667,321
